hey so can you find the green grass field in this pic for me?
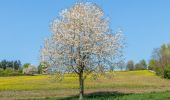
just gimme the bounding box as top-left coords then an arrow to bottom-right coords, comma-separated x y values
27,91 -> 170,100
27,92 -> 170,100
0,70 -> 170,100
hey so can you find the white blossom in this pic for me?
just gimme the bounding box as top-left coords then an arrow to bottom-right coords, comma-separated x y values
41,2 -> 125,75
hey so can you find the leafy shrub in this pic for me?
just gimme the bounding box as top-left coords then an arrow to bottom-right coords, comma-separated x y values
0,68 -> 4,76
0,68 -> 22,76
164,66 -> 170,79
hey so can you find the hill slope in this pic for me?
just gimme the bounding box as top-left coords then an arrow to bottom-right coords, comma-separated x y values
0,70 -> 170,100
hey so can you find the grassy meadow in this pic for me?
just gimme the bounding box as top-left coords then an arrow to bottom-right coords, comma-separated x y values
30,91 -> 170,100
0,70 -> 170,100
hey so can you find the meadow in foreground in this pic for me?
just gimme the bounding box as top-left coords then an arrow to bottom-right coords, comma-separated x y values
0,70 -> 170,100
26,91 -> 170,100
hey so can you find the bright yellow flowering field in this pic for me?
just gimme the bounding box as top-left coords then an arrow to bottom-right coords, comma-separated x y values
0,70 -> 169,91
0,70 -> 170,100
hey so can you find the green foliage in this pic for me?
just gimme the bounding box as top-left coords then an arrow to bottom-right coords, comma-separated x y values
148,59 -> 156,70
38,62 -> 49,74
135,60 -> 147,70
135,64 -> 145,70
126,60 -> 134,71
164,66 -> 170,79
0,60 -> 21,70
149,43 -> 170,78
0,68 -> 22,76
0,60 -> 22,76
140,59 -> 147,69
23,63 -> 31,68
38,64 -> 43,74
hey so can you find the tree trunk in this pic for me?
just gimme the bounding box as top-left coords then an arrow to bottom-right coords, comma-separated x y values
79,72 -> 84,100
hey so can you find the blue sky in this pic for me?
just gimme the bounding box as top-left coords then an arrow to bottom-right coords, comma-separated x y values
0,0 -> 170,65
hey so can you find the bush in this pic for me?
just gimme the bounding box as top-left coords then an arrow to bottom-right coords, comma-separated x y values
164,66 -> 170,79
0,68 -> 23,76
0,68 -> 4,76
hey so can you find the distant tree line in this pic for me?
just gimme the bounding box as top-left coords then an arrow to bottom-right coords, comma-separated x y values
0,60 -> 22,76
126,59 -> 147,71
0,60 -> 39,76
0,59 -> 51,76
0,60 -> 21,70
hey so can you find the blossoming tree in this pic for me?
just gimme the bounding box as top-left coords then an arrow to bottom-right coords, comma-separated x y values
41,2 -> 124,100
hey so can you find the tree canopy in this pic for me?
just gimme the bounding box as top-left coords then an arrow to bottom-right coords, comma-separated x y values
41,2 -> 125,100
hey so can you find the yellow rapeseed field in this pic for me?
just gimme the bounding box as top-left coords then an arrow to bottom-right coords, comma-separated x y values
0,70 -> 170,100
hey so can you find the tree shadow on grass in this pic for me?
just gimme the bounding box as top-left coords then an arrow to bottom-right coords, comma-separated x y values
57,91 -> 131,100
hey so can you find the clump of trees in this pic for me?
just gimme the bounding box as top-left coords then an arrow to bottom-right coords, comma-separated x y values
0,60 -> 21,70
41,2 -> 125,100
0,60 -> 22,76
135,60 -> 147,70
126,59 -> 147,71
126,60 -> 135,70
0,60 -> 40,76
149,44 -> 170,79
